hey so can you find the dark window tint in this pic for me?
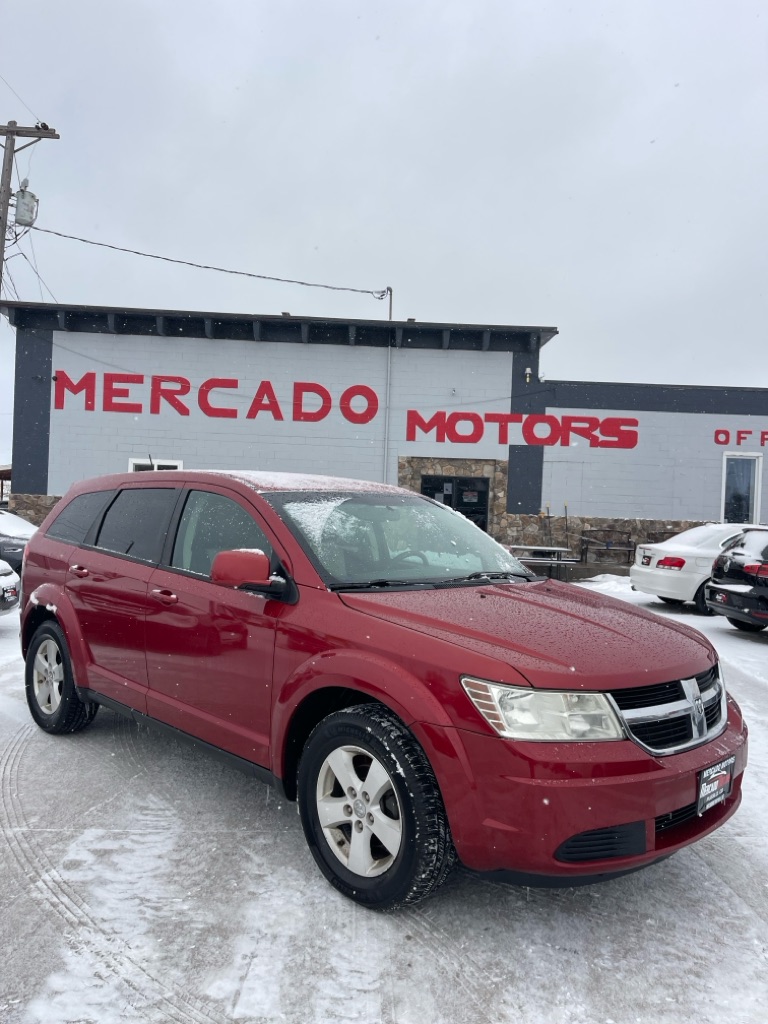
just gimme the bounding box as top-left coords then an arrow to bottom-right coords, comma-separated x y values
46,491 -> 112,544
741,530 -> 768,561
96,488 -> 178,562
171,490 -> 273,576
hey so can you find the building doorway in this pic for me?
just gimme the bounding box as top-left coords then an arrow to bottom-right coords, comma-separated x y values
420,475 -> 489,531
722,453 -> 762,523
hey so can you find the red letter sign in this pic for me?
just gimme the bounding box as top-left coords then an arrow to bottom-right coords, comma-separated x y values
293,382 -> 332,422
54,371 -> 96,411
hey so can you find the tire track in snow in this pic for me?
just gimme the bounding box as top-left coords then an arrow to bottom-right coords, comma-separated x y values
0,722 -> 244,1024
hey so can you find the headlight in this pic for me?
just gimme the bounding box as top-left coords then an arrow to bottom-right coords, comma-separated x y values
461,676 -> 624,741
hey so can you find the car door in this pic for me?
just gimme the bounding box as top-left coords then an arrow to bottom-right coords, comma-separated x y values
145,486 -> 278,767
64,485 -> 181,712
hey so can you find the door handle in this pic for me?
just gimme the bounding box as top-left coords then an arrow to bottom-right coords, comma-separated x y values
151,588 -> 178,605
69,565 -> 89,578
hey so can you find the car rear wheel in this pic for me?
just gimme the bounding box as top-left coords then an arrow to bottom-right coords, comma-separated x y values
693,583 -> 713,615
297,704 -> 456,909
25,622 -> 99,733
726,617 -> 767,633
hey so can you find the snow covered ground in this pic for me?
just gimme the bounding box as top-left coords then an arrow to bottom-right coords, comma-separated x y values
1,577 -> 766,1024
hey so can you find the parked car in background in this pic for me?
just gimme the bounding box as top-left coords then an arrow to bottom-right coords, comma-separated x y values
631,523 -> 748,614
19,471 -> 747,908
706,527 -> 768,632
0,558 -> 20,614
0,509 -> 37,573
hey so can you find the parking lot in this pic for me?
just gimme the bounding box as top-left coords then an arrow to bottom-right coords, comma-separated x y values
1,579 -> 767,1024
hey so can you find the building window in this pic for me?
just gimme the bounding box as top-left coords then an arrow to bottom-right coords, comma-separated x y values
721,453 -> 762,524
129,458 -> 183,472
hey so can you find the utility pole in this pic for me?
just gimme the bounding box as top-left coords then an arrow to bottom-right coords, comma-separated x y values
0,120 -> 59,300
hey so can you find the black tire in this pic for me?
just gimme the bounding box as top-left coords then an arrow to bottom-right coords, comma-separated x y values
657,596 -> 684,606
693,583 -> 713,616
25,622 -> 99,733
297,704 -> 456,909
726,617 -> 767,633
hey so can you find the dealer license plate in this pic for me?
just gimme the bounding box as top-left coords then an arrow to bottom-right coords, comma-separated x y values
641,554 -> 651,566
697,756 -> 736,815
2,585 -> 17,601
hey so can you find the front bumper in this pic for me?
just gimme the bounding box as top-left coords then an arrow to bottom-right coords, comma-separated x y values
413,698 -> 747,880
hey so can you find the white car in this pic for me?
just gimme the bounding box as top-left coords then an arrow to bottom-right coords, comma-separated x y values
631,523 -> 748,614
0,557 -> 20,615
0,508 -> 37,573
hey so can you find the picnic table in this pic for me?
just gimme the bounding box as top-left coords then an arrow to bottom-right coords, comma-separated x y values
507,544 -> 578,580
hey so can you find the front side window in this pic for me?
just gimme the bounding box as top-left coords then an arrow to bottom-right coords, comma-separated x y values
265,491 -> 528,586
95,488 -> 178,562
171,490 -> 273,577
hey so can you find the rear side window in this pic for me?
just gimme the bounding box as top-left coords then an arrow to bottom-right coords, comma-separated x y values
95,488 -> 178,562
46,491 -> 112,544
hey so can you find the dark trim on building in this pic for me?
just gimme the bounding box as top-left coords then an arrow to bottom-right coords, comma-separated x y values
506,355 -> 547,514
12,329 -> 52,494
546,380 -> 768,416
0,301 -> 558,353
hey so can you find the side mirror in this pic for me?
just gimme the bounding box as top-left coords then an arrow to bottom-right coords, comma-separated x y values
210,550 -> 297,603
211,548 -> 271,586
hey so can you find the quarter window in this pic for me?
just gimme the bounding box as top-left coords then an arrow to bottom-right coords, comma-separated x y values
171,491 -> 273,577
46,491 -> 112,544
95,488 -> 179,562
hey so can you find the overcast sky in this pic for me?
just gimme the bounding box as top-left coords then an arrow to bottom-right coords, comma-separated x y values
1,0 -> 766,464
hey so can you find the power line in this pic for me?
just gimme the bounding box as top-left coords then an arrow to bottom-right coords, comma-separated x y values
0,74 -> 42,122
26,230 -> 54,301
32,226 -> 390,300
17,246 -> 54,301
2,261 -> 19,301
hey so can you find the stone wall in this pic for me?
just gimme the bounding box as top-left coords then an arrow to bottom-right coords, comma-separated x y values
398,457 -> 706,560
8,493 -> 62,526
398,456 -> 510,534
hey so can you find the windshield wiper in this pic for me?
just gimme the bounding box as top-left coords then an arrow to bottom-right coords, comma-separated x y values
446,570 -> 532,583
329,579 -> 432,591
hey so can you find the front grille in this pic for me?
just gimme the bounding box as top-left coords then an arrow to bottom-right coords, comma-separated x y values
610,666 -> 727,756
632,717 -> 693,749
655,802 -> 698,834
555,821 -> 646,863
611,680 -> 684,710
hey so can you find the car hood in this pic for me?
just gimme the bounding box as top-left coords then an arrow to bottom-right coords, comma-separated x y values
0,511 -> 36,539
338,579 -> 715,689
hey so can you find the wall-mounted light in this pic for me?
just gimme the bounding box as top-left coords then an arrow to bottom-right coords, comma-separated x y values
524,366 -> 532,384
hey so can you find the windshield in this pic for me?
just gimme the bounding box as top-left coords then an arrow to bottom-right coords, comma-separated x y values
265,491 -> 530,587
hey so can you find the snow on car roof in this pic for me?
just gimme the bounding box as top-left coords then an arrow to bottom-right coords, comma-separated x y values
202,470 -> 408,494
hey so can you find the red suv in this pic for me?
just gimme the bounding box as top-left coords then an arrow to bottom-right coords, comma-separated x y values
21,471 -> 747,908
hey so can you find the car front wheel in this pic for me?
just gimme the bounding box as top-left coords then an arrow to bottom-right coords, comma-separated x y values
25,622 -> 99,733
297,704 -> 456,909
